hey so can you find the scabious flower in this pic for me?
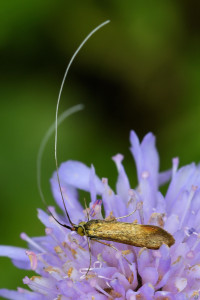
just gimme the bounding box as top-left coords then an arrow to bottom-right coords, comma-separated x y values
1,131 -> 200,299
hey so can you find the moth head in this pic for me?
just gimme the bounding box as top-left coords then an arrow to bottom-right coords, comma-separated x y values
75,221 -> 86,236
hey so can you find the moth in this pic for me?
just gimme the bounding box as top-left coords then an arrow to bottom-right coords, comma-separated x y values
73,219 -> 175,250
38,20 -> 175,275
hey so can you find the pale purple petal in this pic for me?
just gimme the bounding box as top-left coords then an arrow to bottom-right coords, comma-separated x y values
94,266 -> 118,279
130,131 -> 159,187
164,214 -> 180,234
158,169 -> 171,186
83,293 -> 107,300
174,277 -> 187,292
89,164 -> 98,204
0,246 -> 30,270
126,289 -> 139,299
102,178 -> 127,217
58,160 -> 103,193
188,264 -> 200,279
50,171 -> 83,222
112,154 -> 130,204
0,246 -> 27,261
165,163 -> 196,213
111,272 -> 131,291
154,191 -> 166,213
37,208 -> 71,241
138,283 -> 155,298
155,291 -> 176,299
137,248 -> 151,273
155,268 -> 173,290
23,276 -> 57,296
130,131 -> 160,218
129,263 -> 138,289
0,289 -> 43,300
142,267 -> 158,285
0,289 -> 26,300
110,276 -> 126,298
157,244 -> 171,276
138,179 -> 157,220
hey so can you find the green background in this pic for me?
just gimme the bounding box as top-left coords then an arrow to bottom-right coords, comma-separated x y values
0,0 -> 200,291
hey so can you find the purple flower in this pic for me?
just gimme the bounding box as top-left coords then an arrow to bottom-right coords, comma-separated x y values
1,131 -> 200,299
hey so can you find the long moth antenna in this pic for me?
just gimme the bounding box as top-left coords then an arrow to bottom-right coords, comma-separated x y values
54,20 -> 110,226
37,105 -> 84,230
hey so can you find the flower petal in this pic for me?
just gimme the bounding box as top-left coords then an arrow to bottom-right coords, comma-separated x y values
130,131 -> 159,219
0,246 -> 30,270
142,267 -> 158,286
0,289 -> 43,300
0,246 -> 27,260
165,163 -> 196,213
130,131 -> 159,187
112,154 -> 130,203
155,291 -> 176,300
158,169 -> 171,186
0,289 -> 24,300
50,171 -> 83,221
58,160 -> 103,193
102,178 -> 126,217
89,164 -> 98,204
138,283 -> 155,299
126,289 -> 139,299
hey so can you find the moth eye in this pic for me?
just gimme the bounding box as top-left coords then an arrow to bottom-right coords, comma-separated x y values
77,226 -> 85,236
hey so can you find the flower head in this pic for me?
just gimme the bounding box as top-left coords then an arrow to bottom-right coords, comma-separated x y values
1,131 -> 200,299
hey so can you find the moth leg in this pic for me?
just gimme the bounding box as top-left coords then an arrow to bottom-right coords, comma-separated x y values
85,235 -> 92,277
114,208 -> 137,221
91,239 -> 131,265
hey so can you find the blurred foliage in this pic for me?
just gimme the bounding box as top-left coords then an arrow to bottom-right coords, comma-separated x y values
0,0 -> 200,291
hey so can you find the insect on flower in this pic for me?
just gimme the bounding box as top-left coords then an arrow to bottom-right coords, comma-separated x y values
38,20 -> 175,276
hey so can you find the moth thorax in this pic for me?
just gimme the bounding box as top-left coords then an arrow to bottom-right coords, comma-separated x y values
76,221 -> 86,236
